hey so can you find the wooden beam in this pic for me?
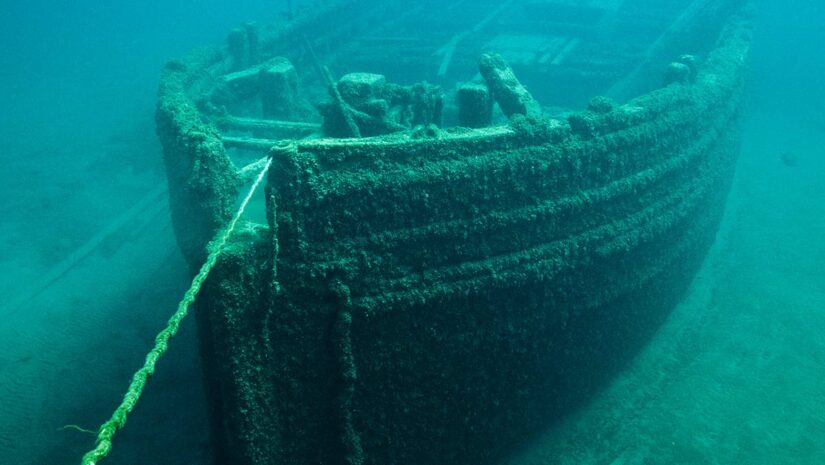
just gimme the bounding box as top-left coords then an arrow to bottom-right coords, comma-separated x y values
221,136 -> 279,151
218,116 -> 320,139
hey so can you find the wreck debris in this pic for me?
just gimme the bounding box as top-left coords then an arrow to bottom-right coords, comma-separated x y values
434,0 -> 516,78
217,116 -> 319,140
148,3 -> 755,465
227,22 -> 260,71
260,57 -> 301,119
678,54 -> 699,79
338,72 -> 386,104
210,56 -> 314,121
321,67 -> 363,138
664,53 -> 700,85
457,82 -> 493,128
320,73 -> 443,137
587,95 -> 617,114
479,52 -> 541,118
664,61 -> 692,85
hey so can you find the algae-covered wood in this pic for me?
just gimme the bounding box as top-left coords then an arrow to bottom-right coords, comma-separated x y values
154,1 -> 753,464
185,14 -> 752,465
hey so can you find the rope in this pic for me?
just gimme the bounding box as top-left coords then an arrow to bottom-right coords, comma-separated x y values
79,157 -> 273,465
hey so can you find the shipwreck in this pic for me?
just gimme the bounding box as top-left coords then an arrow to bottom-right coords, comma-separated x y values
153,0 -> 754,464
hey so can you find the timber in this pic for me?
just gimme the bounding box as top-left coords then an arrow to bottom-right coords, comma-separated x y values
155,1 -> 754,464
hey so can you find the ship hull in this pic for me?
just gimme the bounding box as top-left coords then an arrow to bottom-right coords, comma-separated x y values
155,3 -> 752,464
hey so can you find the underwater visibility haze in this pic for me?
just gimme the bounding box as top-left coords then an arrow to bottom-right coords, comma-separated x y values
0,1 -> 823,464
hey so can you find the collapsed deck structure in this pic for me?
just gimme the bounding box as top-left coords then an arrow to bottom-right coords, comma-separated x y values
156,1 -> 753,464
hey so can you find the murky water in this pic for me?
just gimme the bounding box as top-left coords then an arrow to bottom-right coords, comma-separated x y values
1,1 -> 822,464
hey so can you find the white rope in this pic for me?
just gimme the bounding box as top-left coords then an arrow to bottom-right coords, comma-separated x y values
79,156 -> 272,465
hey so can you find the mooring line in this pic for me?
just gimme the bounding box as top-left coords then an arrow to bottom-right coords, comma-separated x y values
79,157 -> 273,465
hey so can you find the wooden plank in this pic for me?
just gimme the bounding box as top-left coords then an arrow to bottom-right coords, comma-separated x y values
218,117 -> 320,140
221,136 -> 278,151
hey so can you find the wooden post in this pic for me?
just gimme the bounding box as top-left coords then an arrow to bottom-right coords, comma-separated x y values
457,83 -> 493,128
479,53 -> 541,118
260,57 -> 300,119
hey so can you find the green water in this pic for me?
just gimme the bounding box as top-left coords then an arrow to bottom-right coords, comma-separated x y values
0,1 -> 823,464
